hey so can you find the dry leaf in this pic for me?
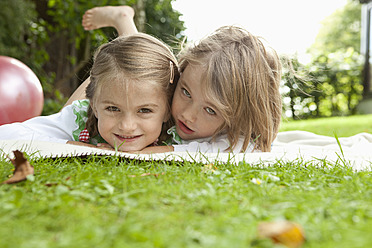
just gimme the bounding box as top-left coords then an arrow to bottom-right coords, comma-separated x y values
2,150 -> 34,184
258,220 -> 305,248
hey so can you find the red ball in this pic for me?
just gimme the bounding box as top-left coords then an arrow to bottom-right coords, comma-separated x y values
0,56 -> 44,125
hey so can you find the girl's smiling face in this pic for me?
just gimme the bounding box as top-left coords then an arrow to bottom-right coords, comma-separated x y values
171,65 -> 225,141
93,79 -> 168,152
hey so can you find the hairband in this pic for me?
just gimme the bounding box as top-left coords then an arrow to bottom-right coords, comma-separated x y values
169,61 -> 174,84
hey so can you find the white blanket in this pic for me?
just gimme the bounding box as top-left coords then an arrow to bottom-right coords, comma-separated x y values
1,131 -> 371,171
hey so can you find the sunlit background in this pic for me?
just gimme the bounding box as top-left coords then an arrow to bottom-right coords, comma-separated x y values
173,0 -> 348,62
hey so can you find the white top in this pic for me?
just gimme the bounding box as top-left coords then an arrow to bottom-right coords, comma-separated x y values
166,126 -> 255,153
0,100 -> 89,144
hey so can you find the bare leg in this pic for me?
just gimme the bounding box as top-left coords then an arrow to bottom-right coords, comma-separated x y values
64,6 -> 138,108
82,6 -> 138,36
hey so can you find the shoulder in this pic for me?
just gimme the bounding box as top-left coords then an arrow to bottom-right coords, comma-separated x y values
70,99 -> 90,123
71,99 -> 90,111
165,126 -> 183,145
70,99 -> 90,141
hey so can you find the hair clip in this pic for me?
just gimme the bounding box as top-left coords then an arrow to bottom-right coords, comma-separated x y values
169,61 -> 174,84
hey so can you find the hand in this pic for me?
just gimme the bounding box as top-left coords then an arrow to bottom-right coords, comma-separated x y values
96,143 -> 115,150
134,145 -> 174,154
67,141 -> 114,151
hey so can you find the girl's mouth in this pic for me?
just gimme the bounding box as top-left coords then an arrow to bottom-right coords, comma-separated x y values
177,120 -> 194,135
115,134 -> 142,142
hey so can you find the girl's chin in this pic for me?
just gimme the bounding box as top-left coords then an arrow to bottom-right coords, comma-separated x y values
114,143 -> 152,152
116,146 -> 140,152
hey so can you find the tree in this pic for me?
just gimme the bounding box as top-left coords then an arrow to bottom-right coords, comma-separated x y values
282,0 -> 364,119
308,0 -> 361,56
0,0 -> 49,90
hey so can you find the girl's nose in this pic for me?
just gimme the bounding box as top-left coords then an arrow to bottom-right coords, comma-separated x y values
181,104 -> 198,123
118,116 -> 137,132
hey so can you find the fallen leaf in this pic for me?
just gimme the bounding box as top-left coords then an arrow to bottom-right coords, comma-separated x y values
2,150 -> 34,184
258,220 -> 305,248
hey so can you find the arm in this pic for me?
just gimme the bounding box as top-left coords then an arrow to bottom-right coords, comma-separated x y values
0,104 -> 79,143
67,140 -> 99,148
136,145 -> 174,154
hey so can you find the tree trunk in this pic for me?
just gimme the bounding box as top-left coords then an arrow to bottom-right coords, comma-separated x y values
135,0 -> 146,32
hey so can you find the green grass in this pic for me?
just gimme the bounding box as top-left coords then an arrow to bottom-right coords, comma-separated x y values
280,114 -> 372,137
1,115 -> 372,248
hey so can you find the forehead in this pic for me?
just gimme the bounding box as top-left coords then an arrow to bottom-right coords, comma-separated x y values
97,78 -> 166,104
181,65 -> 216,102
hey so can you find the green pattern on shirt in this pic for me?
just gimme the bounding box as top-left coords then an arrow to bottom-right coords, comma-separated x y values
165,126 -> 182,145
71,99 -> 106,145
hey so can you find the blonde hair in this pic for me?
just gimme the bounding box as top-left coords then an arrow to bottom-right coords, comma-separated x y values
85,33 -> 179,142
178,26 -> 282,152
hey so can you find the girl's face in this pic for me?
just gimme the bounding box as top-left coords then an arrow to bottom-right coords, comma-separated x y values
171,65 -> 225,141
93,80 -> 168,152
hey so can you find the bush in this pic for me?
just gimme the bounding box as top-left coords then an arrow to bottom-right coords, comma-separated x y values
282,48 -> 363,119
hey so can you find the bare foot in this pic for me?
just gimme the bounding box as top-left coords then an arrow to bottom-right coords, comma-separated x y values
82,6 -> 136,35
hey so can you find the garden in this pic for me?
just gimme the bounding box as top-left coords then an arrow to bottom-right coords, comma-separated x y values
1,1 -> 371,247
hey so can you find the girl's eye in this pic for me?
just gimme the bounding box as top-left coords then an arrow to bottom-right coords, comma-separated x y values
106,106 -> 119,112
182,88 -> 191,98
139,108 -> 152,113
205,107 -> 216,115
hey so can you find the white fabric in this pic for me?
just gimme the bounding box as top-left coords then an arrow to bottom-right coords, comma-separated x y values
0,103 -> 80,143
1,130 -> 371,171
273,130 -> 372,152
173,134 -> 255,153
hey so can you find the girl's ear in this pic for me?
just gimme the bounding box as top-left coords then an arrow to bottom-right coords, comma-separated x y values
91,103 -> 98,118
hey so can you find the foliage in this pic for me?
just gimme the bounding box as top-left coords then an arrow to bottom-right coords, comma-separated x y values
0,0 -> 38,61
0,0 -> 50,94
144,0 -> 186,46
308,49 -> 363,117
280,114 -> 372,137
281,1 -> 365,120
308,0 -> 361,56
282,49 -> 364,119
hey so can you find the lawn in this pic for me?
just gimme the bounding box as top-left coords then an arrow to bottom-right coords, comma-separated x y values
280,114 -> 372,137
1,115 -> 372,248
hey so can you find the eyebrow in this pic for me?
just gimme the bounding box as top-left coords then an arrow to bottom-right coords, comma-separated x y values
180,79 -> 194,97
179,78 -> 189,88
100,100 -> 117,105
104,100 -> 160,109
181,78 -> 219,111
205,100 -> 219,112
138,103 -> 160,109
